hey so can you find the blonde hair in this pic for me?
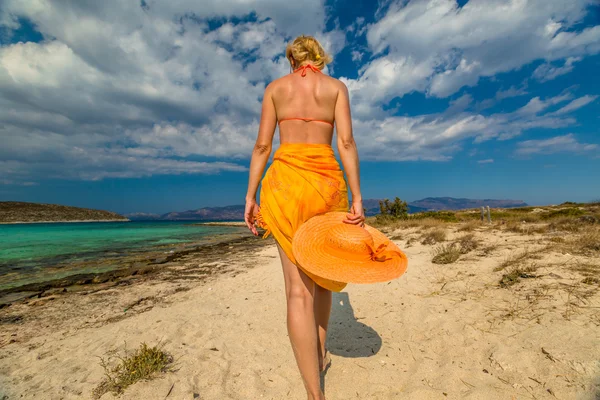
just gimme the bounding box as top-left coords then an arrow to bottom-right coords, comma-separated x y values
285,35 -> 332,71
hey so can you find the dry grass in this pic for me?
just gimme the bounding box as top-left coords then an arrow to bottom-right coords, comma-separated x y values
493,247 -> 545,272
420,229 -> 447,245
457,220 -> 480,232
571,260 -> 600,278
475,244 -> 498,257
432,243 -> 461,264
455,233 -> 478,254
582,277 -> 600,285
370,216 -> 451,231
93,342 -> 175,399
574,231 -> 600,254
552,228 -> 600,256
504,220 -> 547,235
499,266 -> 538,288
547,218 -> 582,233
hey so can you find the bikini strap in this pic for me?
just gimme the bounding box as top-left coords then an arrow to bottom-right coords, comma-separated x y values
293,64 -> 321,77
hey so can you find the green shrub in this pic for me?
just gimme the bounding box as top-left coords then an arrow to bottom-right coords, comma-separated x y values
376,197 -> 409,224
410,211 -> 458,222
504,207 -> 536,213
379,197 -> 408,219
542,208 -> 585,220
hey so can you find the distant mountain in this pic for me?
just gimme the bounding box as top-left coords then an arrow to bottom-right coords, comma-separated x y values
409,197 -> 528,211
126,197 -> 528,222
123,212 -> 162,221
160,205 -> 245,221
0,202 -> 129,224
126,205 -> 246,221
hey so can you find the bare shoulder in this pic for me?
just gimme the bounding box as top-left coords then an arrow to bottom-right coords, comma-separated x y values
264,78 -> 280,93
329,77 -> 349,98
264,74 -> 290,96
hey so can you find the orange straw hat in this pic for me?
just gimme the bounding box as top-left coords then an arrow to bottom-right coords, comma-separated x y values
292,212 -> 408,284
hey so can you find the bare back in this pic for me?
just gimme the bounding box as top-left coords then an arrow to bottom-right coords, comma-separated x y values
271,67 -> 341,144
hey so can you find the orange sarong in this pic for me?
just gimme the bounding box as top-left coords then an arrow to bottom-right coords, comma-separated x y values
256,143 -> 350,292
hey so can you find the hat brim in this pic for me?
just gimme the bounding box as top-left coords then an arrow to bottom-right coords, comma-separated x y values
292,212 -> 408,284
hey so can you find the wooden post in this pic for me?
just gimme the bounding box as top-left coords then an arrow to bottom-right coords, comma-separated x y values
486,206 -> 491,223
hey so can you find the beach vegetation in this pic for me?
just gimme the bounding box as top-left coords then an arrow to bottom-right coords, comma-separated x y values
432,243 -> 461,264
420,229 -> 446,245
571,231 -> 600,255
455,233 -> 478,254
499,267 -> 537,287
541,208 -> 586,220
93,341 -> 174,398
411,210 -> 459,222
376,197 -> 409,222
493,248 -> 544,272
457,220 -> 479,232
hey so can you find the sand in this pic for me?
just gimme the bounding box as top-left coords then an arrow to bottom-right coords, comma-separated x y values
0,225 -> 599,399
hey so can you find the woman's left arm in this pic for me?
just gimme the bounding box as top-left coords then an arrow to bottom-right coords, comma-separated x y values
245,82 -> 277,235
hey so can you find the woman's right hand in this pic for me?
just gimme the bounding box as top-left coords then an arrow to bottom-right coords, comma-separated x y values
244,198 -> 260,236
343,200 -> 365,227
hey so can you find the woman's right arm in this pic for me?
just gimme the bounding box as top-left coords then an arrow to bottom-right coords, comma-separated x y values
245,82 -> 277,235
334,81 -> 365,226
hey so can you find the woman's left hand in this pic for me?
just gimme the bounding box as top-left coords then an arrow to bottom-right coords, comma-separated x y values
244,198 -> 260,236
343,200 -> 365,227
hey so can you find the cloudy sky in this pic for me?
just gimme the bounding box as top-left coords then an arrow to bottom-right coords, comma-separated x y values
0,0 -> 599,214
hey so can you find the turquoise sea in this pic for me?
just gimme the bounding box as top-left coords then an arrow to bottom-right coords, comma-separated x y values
0,221 -> 246,290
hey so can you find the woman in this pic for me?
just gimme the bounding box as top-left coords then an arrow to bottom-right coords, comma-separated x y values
244,35 -> 364,400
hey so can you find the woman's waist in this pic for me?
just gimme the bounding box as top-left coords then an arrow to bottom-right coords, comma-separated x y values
271,144 -> 343,173
274,143 -> 335,158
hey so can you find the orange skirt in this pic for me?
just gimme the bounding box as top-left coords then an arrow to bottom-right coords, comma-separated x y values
256,143 -> 349,291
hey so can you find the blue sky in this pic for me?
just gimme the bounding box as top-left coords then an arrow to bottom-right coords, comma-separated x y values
0,0 -> 598,214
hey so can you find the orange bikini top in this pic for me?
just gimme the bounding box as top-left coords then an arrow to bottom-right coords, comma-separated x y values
278,64 -> 334,128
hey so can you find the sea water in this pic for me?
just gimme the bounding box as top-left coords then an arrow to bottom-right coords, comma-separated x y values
0,221 -> 246,290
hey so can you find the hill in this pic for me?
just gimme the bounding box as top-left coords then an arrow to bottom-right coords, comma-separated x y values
160,205 -> 245,221
0,202 -> 129,224
409,197 -> 528,211
126,197 -> 526,221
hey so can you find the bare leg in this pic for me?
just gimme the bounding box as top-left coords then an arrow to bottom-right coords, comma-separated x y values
314,284 -> 332,371
276,242 -> 324,400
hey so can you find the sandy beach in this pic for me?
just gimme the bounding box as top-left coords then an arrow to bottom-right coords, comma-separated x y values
0,218 -> 599,399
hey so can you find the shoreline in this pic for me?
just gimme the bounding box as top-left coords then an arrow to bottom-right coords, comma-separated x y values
0,230 -> 259,306
190,221 -> 246,227
0,219 -> 130,225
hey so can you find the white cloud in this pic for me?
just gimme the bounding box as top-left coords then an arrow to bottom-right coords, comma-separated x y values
549,95 -> 598,115
351,50 -> 364,62
478,159 -> 494,164
0,179 -> 38,186
0,0 -> 344,182
533,57 -> 582,82
345,0 -> 600,113
515,133 -> 598,155
0,0 -> 599,184
351,92 -> 593,161
495,85 -> 529,101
